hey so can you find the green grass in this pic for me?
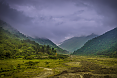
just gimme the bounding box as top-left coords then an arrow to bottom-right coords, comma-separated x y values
0,58 -> 70,78
0,56 -> 117,78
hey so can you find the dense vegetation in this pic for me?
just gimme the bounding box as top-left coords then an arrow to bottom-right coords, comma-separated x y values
0,19 -> 117,77
28,37 -> 68,54
0,27 -> 58,59
73,27 -> 117,57
59,34 -> 97,52
0,20 -> 68,55
0,24 -> 69,77
0,56 -> 117,78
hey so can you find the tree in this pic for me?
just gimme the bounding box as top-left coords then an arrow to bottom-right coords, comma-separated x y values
41,46 -> 45,53
3,50 -> 11,58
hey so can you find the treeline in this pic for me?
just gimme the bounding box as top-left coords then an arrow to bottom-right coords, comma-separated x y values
73,27 -> 117,58
0,27 -> 56,59
28,37 -> 69,54
97,43 -> 117,58
0,19 -> 68,54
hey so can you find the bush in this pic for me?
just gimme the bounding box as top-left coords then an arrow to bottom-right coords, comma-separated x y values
49,55 -> 58,59
23,56 -> 34,60
17,64 -> 21,69
25,61 -> 39,66
45,61 -> 50,65
57,54 -> 69,59
48,55 -> 69,59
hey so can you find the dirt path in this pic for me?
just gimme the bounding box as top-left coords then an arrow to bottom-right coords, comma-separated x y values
33,67 -> 53,78
65,62 -> 81,67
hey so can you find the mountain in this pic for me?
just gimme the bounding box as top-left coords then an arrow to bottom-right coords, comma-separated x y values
73,27 -> 117,57
59,34 -> 97,52
0,20 -> 68,54
28,37 -> 69,54
0,25 -> 58,59
0,20 -> 27,39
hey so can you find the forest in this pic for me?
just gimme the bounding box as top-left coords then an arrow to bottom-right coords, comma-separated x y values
0,20 -> 117,78
0,27 -> 68,60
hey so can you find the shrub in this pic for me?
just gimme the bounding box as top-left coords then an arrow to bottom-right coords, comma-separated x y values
45,61 -> 50,65
49,55 -> 58,59
57,54 -> 69,59
25,61 -> 39,66
23,56 -> 34,60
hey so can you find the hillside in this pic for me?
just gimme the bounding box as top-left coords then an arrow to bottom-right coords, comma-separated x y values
0,20 -> 68,54
0,20 -> 27,39
0,27 -> 57,59
73,27 -> 117,57
28,37 -> 68,54
59,34 -> 97,52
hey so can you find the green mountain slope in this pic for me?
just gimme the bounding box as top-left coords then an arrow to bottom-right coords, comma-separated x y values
28,37 -> 68,54
0,20 -> 27,39
73,27 -> 117,57
0,27 -> 57,59
0,20 -> 68,54
59,34 -> 97,52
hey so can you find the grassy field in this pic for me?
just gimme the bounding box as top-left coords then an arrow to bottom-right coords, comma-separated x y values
0,58 -> 70,78
0,55 -> 117,78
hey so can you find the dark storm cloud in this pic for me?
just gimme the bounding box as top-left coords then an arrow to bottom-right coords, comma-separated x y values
0,0 -> 117,44
0,0 -> 33,34
84,0 -> 117,27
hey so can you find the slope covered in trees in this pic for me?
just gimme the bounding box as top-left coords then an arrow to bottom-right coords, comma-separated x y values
59,34 -> 97,52
73,27 -> 117,57
0,20 -> 27,40
0,20 -> 68,54
0,27 -> 57,59
28,37 -> 68,54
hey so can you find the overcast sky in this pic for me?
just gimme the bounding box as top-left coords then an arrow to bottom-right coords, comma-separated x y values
0,0 -> 117,44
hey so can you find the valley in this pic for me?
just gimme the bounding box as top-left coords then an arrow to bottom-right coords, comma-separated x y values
59,34 -> 97,52
0,55 -> 117,78
0,19 -> 117,78
0,0 -> 117,78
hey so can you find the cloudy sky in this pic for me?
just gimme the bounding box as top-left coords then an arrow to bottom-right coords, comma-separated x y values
0,0 -> 117,44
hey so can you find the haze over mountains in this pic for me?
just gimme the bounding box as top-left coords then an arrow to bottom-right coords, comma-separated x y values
0,0 -> 117,44
27,37 -> 68,54
0,20 -> 68,54
59,34 -> 98,52
1,19 -> 117,57
0,0 -> 117,77
73,27 -> 117,57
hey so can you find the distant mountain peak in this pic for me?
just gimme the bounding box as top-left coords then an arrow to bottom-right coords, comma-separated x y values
59,34 -> 98,52
73,27 -> 117,57
0,19 -> 69,54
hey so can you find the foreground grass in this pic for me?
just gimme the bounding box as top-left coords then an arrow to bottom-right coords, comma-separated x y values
71,55 -> 117,67
0,55 -> 117,78
0,58 -> 70,78
50,55 -> 117,78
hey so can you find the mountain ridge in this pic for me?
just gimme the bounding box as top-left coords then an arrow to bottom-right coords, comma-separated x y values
73,27 -> 117,57
59,34 -> 98,52
0,19 -> 68,54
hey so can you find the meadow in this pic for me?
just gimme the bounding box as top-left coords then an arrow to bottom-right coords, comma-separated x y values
0,55 -> 117,78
